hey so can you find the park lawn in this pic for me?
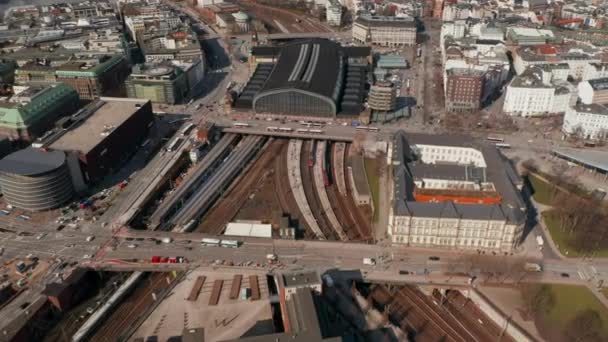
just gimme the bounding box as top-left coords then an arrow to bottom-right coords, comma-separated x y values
364,158 -> 380,223
546,284 -> 608,329
528,175 -> 556,205
543,211 -> 608,258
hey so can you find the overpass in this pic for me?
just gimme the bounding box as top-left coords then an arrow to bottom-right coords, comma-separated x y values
222,127 -> 356,142
263,32 -> 335,41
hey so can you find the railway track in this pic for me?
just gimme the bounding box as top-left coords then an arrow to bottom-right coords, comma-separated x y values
274,141 -> 314,239
149,134 -> 238,229
89,273 -> 171,342
341,144 -> 373,240
300,140 -> 337,240
195,139 -> 286,234
170,135 -> 264,228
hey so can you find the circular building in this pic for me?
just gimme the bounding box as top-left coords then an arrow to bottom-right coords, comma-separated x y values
0,148 -> 74,211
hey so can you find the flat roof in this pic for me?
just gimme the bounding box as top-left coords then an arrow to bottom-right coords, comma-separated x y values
50,98 -> 149,154
356,15 -> 416,28
552,147 -> 608,172
588,77 -> 608,91
282,271 -> 321,288
224,222 -> 272,238
350,154 -> 371,197
0,147 -> 65,176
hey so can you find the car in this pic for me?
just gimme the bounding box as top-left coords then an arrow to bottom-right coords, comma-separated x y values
127,244 -> 138,249
428,256 -> 440,261
560,272 -> 570,278
86,307 -> 95,314
399,270 -> 410,275
85,236 -> 95,242
82,254 -> 92,259
17,214 -> 31,221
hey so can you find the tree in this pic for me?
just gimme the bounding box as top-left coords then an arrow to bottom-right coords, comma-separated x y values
520,284 -> 555,317
564,309 -> 605,342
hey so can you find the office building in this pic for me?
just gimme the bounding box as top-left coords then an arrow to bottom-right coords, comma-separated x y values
389,131 -> 525,252
50,98 -> 154,183
0,84 -> 79,141
368,81 -> 397,112
326,0 -> 342,27
445,68 -> 485,113
353,15 -> 417,46
55,55 -> 130,100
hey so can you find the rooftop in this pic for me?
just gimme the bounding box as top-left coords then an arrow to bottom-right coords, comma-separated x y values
0,147 -> 66,176
552,147 -> 608,173
50,98 -> 149,154
282,271 -> 321,288
588,77 -> 608,91
355,15 -> 416,28
256,39 -> 343,102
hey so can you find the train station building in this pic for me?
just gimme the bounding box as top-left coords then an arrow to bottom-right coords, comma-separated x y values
235,39 -> 370,118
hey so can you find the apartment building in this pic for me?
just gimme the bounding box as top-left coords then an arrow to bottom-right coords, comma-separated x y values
353,15 -> 417,46
563,104 -> 608,140
578,78 -> 608,105
368,81 -> 396,112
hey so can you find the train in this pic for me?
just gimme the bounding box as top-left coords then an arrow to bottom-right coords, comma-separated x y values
200,238 -> 240,248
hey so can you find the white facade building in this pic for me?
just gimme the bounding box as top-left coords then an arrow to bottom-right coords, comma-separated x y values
582,63 -> 608,81
326,0 -> 342,26
563,104 -> 608,140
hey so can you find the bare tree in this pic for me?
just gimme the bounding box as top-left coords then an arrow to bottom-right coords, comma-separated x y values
520,284 -> 555,318
564,309 -> 605,342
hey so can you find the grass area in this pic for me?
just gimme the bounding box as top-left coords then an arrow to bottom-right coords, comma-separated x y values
602,288 -> 608,300
527,175 -> 556,205
364,158 -> 380,223
542,211 -> 608,258
545,284 -> 608,328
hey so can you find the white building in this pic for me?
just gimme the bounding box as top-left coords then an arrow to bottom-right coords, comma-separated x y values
582,63 -> 608,81
326,0 -> 342,26
578,78 -> 608,105
353,15 -> 417,46
390,131 -> 525,253
563,104 -> 608,140
504,67 -> 576,117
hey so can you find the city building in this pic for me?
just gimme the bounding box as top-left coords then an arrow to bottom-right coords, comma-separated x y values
236,39 -> 369,117
582,63 -> 608,81
126,59 -> 205,104
445,68 -> 484,113
326,0 -> 343,27
389,131 -> 525,252
140,29 -> 203,63
578,78 -> 608,105
50,98 -> 154,183
368,81 -> 397,112
506,27 -> 555,45
353,15 -> 417,47
232,11 -> 250,33
55,55 -> 130,100
0,84 -> 80,140
503,67 -> 575,117
281,271 -> 322,300
0,148 -> 74,211
563,104 -> 608,141
14,63 -> 58,87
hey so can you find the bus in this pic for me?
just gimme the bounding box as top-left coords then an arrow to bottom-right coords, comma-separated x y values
487,136 -> 505,143
356,126 -> 380,132
201,238 -> 221,246
495,143 -> 511,149
266,126 -> 279,132
233,122 -> 250,128
181,123 -> 195,136
220,240 -> 239,248
309,129 -> 323,134
278,127 -> 293,132
166,138 -> 182,152
367,127 -> 380,132
296,128 -> 309,133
